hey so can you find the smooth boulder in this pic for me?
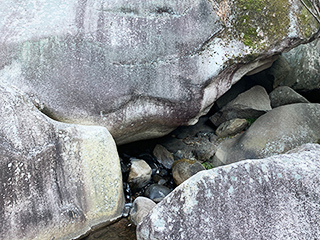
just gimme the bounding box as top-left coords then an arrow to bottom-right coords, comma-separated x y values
213,103 -> 320,166
137,144 -> 320,240
0,0 -> 318,144
0,85 -> 124,240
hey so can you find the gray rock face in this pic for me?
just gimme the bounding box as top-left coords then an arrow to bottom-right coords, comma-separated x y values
282,38 -> 320,91
214,103 -> 320,166
0,0 -> 317,144
210,85 -> 272,127
137,144 -> 320,240
0,85 -> 124,240
269,86 -> 309,108
130,197 -> 156,226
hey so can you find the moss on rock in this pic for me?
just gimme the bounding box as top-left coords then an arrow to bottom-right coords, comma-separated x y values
233,0 -> 290,49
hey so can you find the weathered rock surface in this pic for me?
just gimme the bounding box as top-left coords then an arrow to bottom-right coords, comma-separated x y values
130,197 -> 156,226
215,118 -> 248,138
172,159 -> 205,185
0,0 -> 318,144
210,85 -> 272,127
282,38 -> 320,90
137,144 -> 320,240
0,85 -> 124,240
269,86 -> 309,108
214,103 -> 320,166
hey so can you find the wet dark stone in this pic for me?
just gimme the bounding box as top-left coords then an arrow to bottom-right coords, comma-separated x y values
144,184 -> 171,202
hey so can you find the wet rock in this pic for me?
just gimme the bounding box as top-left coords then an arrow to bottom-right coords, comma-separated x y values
137,144 -> 320,240
210,86 -> 272,127
122,203 -> 133,218
128,159 -> 152,190
153,144 -> 175,169
213,103 -> 320,166
136,153 -> 160,176
130,197 -> 156,226
269,86 -> 309,108
0,85 -> 124,240
215,118 -> 248,138
172,159 -> 205,185
144,184 -> 171,203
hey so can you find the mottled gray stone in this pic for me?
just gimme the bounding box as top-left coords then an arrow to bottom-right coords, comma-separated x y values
153,144 -> 175,169
0,0 -> 317,144
269,86 -> 309,108
282,38 -> 320,91
0,85 -> 124,240
210,86 -> 272,127
213,103 -> 320,166
128,159 -> 152,190
137,144 -> 320,240
215,118 -> 248,138
130,197 -> 156,226
172,159 -> 205,185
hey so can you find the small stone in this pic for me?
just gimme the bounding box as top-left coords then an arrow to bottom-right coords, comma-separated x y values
153,144 -> 175,169
215,118 -> 249,138
128,159 -> 152,190
172,159 -> 205,185
130,197 -> 156,226
144,184 -> 171,202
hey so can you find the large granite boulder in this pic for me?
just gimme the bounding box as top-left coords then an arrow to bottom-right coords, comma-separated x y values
282,38 -> 320,91
137,143 -> 320,240
213,103 -> 320,166
0,85 -> 124,240
0,0 -> 318,144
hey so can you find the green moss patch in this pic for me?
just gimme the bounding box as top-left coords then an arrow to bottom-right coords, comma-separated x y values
232,0 -> 291,49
